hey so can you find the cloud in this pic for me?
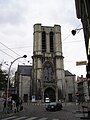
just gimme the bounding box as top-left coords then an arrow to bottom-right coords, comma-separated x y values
0,0 -> 87,76
0,0 -> 79,27
0,0 -> 27,25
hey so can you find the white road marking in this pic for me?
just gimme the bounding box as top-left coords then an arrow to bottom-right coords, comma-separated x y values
13,116 -> 27,120
25,117 -> 37,120
53,119 -> 59,120
1,116 -> 60,120
1,116 -> 17,120
38,118 -> 48,120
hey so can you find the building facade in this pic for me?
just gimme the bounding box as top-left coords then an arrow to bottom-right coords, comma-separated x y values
65,70 -> 76,102
75,0 -> 90,99
15,65 -> 32,102
15,66 -> 77,102
32,24 -> 65,102
75,0 -> 90,56
77,76 -> 89,102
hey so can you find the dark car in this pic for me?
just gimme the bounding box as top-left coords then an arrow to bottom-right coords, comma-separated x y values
46,102 -> 63,111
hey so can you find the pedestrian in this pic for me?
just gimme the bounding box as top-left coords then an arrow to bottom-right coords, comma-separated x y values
3,98 -> 7,113
19,98 -> 23,111
12,100 -> 16,113
16,98 -> 20,112
8,96 -> 13,112
19,98 -> 22,107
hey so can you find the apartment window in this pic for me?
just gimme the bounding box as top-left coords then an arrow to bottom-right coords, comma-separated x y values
50,32 -> 53,52
42,31 -> 46,52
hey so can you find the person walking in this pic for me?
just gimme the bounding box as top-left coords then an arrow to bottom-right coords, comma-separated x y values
3,98 -> 6,113
16,98 -> 20,112
12,99 -> 16,113
19,98 -> 23,111
19,98 -> 22,107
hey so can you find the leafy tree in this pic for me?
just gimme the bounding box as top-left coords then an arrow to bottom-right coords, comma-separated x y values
0,69 -> 8,91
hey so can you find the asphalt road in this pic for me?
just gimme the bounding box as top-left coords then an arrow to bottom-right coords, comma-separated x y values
13,102 -> 81,120
0,102 -> 83,120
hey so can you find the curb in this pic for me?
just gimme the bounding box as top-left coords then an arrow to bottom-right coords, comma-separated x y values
0,112 -> 14,119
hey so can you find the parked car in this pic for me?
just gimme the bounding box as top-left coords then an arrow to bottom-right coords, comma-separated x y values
46,102 -> 63,111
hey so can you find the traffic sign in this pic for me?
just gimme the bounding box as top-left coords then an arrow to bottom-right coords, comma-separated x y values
76,61 -> 87,66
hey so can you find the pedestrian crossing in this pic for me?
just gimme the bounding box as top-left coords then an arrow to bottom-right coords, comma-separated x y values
1,115 -> 60,120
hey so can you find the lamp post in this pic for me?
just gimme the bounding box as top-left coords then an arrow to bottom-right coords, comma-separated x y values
6,55 -> 27,112
71,26 -> 90,36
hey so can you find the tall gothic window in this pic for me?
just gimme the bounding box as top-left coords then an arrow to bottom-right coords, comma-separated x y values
44,63 -> 53,81
42,31 -> 46,52
50,32 -> 53,52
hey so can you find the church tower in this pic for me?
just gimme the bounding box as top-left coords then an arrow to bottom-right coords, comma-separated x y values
32,23 -> 65,102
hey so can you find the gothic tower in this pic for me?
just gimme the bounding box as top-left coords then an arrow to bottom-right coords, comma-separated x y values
32,23 -> 65,102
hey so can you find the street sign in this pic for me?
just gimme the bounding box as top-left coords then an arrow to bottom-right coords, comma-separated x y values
76,61 -> 87,66
32,95 -> 36,102
88,38 -> 90,55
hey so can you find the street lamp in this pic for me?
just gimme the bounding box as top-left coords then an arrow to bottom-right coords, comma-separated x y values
6,55 -> 27,111
71,26 -> 90,36
71,27 -> 84,36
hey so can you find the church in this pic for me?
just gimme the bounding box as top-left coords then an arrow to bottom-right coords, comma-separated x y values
15,24 -> 76,103
32,23 -> 65,102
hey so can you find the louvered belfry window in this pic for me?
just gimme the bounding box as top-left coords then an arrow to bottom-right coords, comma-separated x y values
42,31 -> 46,52
50,32 -> 53,52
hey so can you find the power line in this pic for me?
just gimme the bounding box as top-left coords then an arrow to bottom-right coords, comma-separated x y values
0,41 -> 23,57
63,34 -> 71,42
0,49 -> 16,59
0,49 -> 24,64
63,40 -> 84,44
2,46 -> 32,50
62,24 -> 81,42
0,41 -> 29,63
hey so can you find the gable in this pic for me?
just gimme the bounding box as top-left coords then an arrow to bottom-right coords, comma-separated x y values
65,70 -> 75,76
17,65 -> 32,76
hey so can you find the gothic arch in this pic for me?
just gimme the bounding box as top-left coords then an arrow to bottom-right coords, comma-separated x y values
44,87 -> 56,102
43,61 -> 53,67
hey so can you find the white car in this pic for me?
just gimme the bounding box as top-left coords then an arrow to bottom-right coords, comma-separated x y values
45,98 -> 50,103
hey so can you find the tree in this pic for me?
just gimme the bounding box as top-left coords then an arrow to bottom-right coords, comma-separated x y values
0,69 -> 8,91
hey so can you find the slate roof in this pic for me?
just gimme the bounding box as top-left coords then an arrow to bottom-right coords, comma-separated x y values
17,65 -> 32,76
17,65 -> 75,77
65,70 -> 75,76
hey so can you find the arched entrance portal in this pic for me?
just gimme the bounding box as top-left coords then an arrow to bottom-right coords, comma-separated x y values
44,87 -> 56,102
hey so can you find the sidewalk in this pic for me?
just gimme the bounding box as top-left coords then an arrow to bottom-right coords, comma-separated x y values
0,100 -> 15,119
62,102 -> 90,119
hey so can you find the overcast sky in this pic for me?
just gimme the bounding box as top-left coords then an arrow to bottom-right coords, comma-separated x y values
0,0 -> 87,77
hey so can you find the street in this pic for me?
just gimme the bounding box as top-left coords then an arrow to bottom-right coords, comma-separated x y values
0,102 -> 83,120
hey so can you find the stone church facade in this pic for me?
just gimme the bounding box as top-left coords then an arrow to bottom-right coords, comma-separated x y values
32,23 -> 65,102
